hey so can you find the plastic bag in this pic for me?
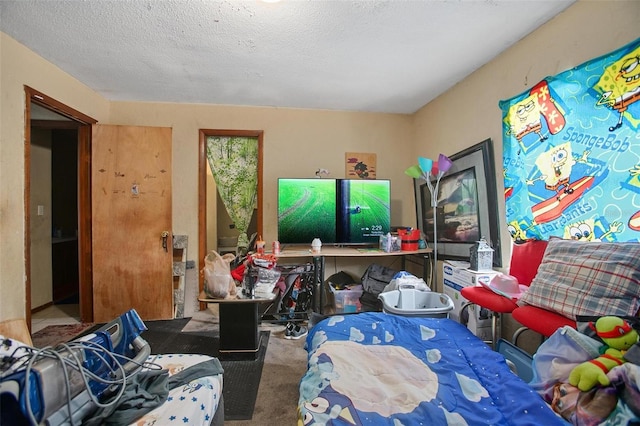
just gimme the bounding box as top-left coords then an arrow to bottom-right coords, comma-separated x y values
203,250 -> 236,298
254,267 -> 281,298
382,271 -> 430,293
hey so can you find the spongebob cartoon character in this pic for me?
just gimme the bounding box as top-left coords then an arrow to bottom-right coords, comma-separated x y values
528,143 -> 575,198
563,219 -> 623,241
507,220 -> 536,243
595,46 -> 640,131
504,80 -> 567,153
507,94 -> 548,146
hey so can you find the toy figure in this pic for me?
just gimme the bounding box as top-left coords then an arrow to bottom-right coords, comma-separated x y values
568,316 -> 638,391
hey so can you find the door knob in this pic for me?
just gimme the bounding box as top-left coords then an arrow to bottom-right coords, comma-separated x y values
161,231 -> 169,252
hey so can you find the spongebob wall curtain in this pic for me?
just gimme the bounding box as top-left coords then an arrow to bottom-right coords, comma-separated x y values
500,38 -> 640,243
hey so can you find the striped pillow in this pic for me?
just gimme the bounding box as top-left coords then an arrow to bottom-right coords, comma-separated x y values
518,238 -> 640,320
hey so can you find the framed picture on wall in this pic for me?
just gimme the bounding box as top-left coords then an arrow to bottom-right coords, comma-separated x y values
413,138 -> 502,267
345,152 -> 376,179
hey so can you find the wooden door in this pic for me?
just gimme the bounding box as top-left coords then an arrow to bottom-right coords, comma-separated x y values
92,125 -> 173,322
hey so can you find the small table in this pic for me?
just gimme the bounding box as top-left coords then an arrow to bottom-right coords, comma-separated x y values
198,291 -> 276,360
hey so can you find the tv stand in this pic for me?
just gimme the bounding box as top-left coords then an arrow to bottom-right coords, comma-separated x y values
277,247 -> 432,314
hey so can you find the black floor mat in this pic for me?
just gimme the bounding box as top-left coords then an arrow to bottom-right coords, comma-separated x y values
82,317 -> 268,421
220,331 -> 270,421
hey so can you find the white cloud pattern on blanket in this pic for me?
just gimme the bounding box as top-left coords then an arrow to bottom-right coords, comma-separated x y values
456,371 -> 489,402
315,340 -> 438,416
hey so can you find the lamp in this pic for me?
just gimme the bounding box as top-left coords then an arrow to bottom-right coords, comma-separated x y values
405,153 -> 453,288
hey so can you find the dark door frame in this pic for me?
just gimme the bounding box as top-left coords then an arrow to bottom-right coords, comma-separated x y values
24,86 -> 97,328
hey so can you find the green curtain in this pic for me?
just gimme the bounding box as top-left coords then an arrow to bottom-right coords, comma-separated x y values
206,136 -> 258,249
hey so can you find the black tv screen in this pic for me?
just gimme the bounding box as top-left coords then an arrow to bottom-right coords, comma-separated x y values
277,178 -> 391,245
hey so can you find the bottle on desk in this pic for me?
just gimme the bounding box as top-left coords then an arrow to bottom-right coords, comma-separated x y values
311,238 -> 322,254
256,236 -> 265,255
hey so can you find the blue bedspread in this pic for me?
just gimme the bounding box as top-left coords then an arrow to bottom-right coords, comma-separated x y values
298,312 -> 567,425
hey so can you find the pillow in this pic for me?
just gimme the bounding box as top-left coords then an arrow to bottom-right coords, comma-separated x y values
518,238 -> 640,320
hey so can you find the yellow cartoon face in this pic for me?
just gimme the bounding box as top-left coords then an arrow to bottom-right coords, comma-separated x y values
596,46 -> 640,107
535,142 -> 573,187
508,94 -> 542,135
507,220 -> 528,243
564,220 -> 595,241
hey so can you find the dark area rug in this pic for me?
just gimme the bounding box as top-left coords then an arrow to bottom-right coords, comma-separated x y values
37,317 -> 268,421
220,331 -> 269,421
31,323 -> 95,347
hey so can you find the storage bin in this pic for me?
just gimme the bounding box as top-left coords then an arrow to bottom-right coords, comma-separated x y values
398,229 -> 420,251
330,284 -> 363,313
378,289 -> 454,318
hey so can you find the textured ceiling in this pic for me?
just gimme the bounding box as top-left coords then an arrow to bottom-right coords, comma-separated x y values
1,0 -> 575,114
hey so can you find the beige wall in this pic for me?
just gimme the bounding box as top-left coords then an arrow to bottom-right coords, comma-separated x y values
1,0 -> 639,322
0,33 -> 110,320
29,129 -> 53,308
108,102 -> 415,258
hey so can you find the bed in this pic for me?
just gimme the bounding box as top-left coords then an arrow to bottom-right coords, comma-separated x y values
123,353 -> 224,426
298,312 -> 566,425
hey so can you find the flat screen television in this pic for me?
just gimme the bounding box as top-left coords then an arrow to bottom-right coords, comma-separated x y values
277,178 -> 391,246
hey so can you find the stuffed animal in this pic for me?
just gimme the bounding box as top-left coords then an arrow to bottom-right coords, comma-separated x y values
568,316 -> 638,391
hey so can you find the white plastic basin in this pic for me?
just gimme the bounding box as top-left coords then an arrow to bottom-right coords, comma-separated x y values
378,288 -> 454,317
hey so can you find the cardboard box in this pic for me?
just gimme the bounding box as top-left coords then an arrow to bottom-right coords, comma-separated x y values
442,263 -> 499,340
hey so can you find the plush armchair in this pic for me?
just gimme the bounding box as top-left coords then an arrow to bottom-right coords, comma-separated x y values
460,239 -> 549,348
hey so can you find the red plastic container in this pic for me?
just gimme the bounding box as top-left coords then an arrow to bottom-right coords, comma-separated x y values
399,229 -> 420,251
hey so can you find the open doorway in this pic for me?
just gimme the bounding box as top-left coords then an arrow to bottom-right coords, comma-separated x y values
24,87 -> 96,330
198,129 -> 263,308
30,110 -> 80,328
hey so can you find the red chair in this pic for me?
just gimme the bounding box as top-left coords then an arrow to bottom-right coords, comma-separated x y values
460,239 -> 548,348
510,240 -> 577,345
511,305 -> 576,341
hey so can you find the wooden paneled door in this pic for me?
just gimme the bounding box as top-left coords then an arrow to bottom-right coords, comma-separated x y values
92,125 -> 173,322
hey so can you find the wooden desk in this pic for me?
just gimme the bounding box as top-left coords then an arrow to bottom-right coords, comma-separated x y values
276,246 -> 433,313
198,291 -> 276,360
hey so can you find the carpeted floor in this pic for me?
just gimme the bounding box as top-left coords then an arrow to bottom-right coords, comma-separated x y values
31,323 -> 95,347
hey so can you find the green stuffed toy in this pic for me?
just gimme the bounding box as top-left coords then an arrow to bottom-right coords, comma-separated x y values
568,316 -> 638,391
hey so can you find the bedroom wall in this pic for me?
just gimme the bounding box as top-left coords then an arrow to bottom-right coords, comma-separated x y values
0,33 -> 110,321
412,0 -> 639,347
1,0 -> 638,322
107,102 -> 416,279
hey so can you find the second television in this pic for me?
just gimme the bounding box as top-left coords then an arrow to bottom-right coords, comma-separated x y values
277,178 -> 391,246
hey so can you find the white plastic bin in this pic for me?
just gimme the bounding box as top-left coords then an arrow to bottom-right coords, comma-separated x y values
378,289 -> 454,318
